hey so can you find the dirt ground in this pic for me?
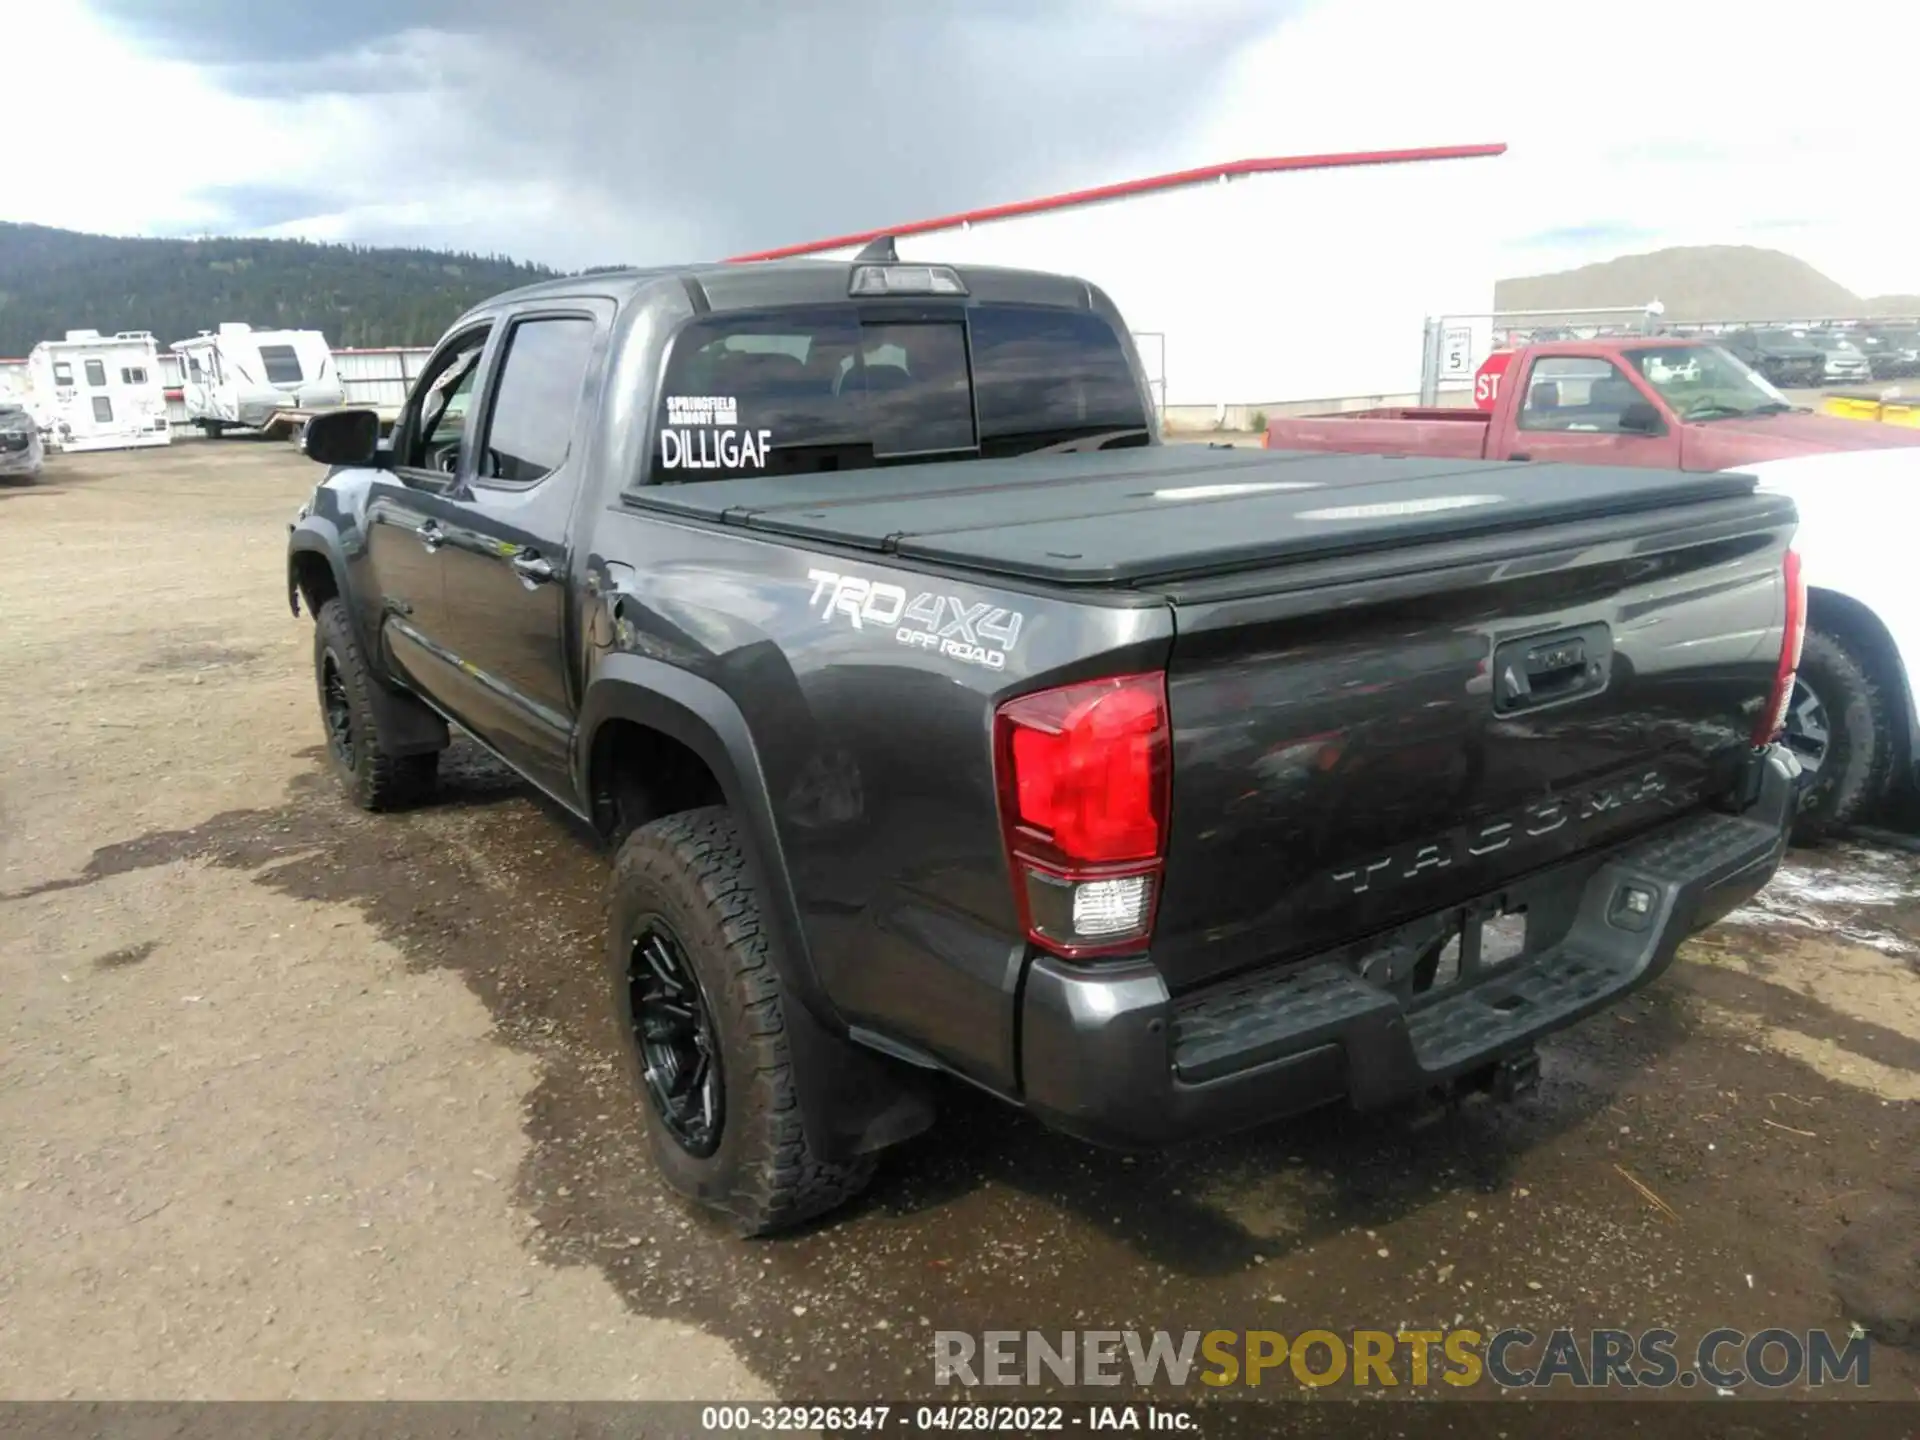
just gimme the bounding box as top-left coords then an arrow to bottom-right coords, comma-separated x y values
3,442 -> 1918,1409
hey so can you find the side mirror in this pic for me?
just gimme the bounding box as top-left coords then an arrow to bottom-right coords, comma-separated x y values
302,408 -> 385,468
1617,399 -> 1665,436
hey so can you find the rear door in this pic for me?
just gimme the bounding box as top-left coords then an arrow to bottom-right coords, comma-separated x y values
116,353 -> 163,439
360,322 -> 494,696
429,303 -> 607,803
1503,355 -> 1681,468
182,346 -> 215,420
80,355 -> 115,443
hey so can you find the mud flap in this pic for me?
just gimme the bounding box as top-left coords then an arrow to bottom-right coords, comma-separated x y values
785,998 -> 937,1162
363,680 -> 449,757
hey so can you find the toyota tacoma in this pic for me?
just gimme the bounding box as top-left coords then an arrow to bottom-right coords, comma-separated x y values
288,252 -> 1805,1233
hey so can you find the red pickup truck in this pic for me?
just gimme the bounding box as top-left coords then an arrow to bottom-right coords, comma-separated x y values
1266,336 -> 1920,843
1265,336 -> 1920,470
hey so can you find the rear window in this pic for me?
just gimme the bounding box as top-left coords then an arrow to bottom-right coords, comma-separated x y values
646,302 -> 1148,486
969,306 -> 1153,455
259,344 -> 304,384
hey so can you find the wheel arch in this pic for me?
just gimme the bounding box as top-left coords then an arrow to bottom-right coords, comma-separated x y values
577,654 -> 822,1000
577,653 -> 936,1161
288,535 -> 342,619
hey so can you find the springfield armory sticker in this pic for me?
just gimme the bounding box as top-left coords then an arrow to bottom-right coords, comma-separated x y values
660,394 -> 770,471
667,395 -> 738,426
807,568 -> 1024,672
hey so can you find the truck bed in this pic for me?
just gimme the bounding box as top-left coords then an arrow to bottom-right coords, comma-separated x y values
1263,410 -> 1493,461
625,447 -> 1755,586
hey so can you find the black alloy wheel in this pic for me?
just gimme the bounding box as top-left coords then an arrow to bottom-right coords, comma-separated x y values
627,916 -> 724,1158
1782,677 -> 1831,781
321,651 -> 355,769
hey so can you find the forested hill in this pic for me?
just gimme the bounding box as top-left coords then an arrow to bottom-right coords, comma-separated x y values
0,223 -> 562,356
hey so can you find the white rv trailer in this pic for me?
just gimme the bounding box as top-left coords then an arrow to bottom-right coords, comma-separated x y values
25,331 -> 172,452
171,323 -> 344,435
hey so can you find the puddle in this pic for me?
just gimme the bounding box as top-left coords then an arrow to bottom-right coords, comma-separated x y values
1722,843 -> 1920,957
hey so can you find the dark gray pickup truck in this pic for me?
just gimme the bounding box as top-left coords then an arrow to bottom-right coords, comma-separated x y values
287,252 -> 1805,1234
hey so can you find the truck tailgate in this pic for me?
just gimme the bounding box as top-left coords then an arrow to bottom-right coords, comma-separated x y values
1145,486 -> 1797,993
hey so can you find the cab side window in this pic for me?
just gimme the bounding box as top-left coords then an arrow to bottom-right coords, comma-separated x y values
1518,358 -> 1653,434
475,316 -> 597,484
400,327 -> 491,474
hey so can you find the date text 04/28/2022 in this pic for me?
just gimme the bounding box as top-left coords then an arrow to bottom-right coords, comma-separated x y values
699,1404 -> 1192,1431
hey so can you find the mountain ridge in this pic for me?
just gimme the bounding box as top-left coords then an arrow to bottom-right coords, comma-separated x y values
0,223 -> 563,357
8,224 -> 1919,358
1496,245 -> 1920,323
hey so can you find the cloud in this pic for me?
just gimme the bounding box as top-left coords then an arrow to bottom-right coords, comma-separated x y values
80,0 -> 1293,268
1153,0 -> 1920,296
1517,224 -> 1661,250
30,0 -> 1920,305
191,184 -> 348,232
87,0 -> 462,65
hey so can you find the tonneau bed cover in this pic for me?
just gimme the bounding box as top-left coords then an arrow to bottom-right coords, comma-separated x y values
625,447 -> 1759,585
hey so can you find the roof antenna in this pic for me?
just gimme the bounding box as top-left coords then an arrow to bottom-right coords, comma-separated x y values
853,235 -> 898,263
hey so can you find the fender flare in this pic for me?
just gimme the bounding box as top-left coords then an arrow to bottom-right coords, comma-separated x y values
288,517 -> 355,627
577,654 -> 934,1160
287,520 -> 448,757
577,653 -> 830,1015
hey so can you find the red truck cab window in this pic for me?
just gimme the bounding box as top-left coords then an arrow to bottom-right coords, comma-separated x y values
1507,356 -> 1681,468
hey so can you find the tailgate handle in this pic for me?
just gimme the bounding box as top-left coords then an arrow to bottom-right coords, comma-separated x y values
1492,623 -> 1612,714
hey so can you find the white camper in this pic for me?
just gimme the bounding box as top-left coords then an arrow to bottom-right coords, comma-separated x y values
25,331 -> 172,452
171,323 -> 344,435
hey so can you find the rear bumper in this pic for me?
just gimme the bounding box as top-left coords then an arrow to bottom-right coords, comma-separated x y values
1019,745 -> 1799,1149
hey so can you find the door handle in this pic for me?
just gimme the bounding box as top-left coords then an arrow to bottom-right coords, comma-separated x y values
418,519 -> 444,551
1492,623 -> 1611,714
1507,452 -> 1532,462
511,550 -> 555,586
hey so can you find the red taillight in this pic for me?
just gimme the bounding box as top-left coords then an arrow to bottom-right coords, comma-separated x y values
995,673 -> 1171,958
1753,547 -> 1807,747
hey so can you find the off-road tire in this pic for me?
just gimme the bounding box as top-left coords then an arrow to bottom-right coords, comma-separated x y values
312,598 -> 438,811
608,807 -> 875,1235
1791,625 -> 1896,843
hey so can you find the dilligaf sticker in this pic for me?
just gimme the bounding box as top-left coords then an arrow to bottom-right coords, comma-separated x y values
660,395 -> 772,470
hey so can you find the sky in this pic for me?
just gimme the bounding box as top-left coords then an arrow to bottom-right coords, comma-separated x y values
8,0 -> 1920,296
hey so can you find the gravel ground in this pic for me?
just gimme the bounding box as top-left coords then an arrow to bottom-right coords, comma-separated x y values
2,442 -> 1918,1412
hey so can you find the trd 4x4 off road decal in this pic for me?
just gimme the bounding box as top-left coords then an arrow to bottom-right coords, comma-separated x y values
806,568 -> 1024,672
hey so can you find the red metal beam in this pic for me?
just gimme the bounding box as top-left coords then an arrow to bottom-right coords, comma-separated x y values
725,142 -> 1507,263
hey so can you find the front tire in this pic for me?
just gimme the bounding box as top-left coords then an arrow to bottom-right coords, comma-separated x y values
607,807 -> 875,1235
312,598 -> 438,810
1785,625 -> 1896,842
